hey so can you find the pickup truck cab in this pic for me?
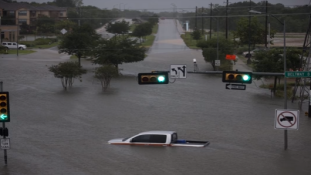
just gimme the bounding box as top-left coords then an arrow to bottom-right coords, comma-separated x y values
108,131 -> 210,148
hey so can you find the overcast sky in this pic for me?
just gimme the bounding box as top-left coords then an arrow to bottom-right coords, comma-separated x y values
17,0 -> 310,11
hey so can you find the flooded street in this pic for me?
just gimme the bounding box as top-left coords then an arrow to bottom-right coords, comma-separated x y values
1,19 -> 311,175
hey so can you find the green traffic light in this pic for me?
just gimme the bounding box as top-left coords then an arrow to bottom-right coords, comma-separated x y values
243,75 -> 251,81
0,114 -> 7,120
158,76 -> 165,82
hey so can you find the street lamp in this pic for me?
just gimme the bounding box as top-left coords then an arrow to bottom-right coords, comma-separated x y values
250,10 -> 287,150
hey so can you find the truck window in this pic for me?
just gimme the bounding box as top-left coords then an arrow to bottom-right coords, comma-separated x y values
171,133 -> 178,143
131,135 -> 151,142
149,135 -> 166,143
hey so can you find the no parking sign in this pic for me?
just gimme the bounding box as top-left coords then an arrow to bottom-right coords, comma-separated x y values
275,109 -> 299,130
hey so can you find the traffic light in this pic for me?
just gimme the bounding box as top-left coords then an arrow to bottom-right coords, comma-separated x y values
222,71 -> 252,84
138,72 -> 169,85
0,92 -> 10,122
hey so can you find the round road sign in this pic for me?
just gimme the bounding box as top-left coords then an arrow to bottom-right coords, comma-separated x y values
276,111 -> 297,129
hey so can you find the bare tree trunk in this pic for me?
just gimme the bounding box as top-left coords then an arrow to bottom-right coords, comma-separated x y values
273,76 -> 277,95
61,77 -> 68,91
102,77 -> 112,91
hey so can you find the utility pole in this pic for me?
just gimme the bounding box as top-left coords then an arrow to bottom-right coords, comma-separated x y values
78,6 -> 81,26
195,6 -> 197,30
226,0 -> 228,39
210,3 -> 212,39
247,0 -> 252,65
201,7 -> 204,35
265,0 -> 268,48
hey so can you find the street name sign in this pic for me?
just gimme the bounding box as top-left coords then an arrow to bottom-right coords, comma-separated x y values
275,109 -> 299,130
226,84 -> 246,90
285,71 -> 311,78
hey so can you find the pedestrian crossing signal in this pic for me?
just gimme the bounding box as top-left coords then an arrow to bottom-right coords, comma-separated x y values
222,71 -> 252,84
138,72 -> 169,85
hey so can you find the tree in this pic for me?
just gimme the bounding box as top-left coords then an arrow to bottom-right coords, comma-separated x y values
94,65 -> 119,91
93,37 -> 146,69
55,20 -> 77,34
253,48 -> 302,79
58,24 -> 100,66
49,61 -> 87,90
132,22 -> 153,42
252,48 -> 302,94
191,29 -> 201,40
140,14 -> 159,26
36,15 -> 55,35
197,37 -> 235,70
54,0 -> 77,7
233,17 -> 276,47
105,20 -> 130,36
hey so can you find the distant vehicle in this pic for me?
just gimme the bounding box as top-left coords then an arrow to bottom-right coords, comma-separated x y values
108,131 -> 210,147
242,48 -> 266,57
160,17 -> 165,20
2,42 -> 27,50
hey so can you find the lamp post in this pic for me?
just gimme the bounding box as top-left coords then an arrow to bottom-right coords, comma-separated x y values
249,9 -> 270,49
251,10 -> 287,149
272,16 -> 287,150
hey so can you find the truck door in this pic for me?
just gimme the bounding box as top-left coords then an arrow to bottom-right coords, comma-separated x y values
171,133 -> 178,143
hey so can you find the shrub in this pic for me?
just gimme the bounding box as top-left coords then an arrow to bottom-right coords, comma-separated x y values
34,38 -> 50,45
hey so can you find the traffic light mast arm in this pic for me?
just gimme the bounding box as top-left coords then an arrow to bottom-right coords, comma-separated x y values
188,71 -> 284,76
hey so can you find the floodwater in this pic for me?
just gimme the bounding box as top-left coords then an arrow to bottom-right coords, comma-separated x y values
0,19 -> 311,175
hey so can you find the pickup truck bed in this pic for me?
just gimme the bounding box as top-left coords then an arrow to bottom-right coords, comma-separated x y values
170,140 -> 210,147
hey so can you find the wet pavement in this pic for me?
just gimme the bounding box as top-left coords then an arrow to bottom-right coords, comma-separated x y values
0,19 -> 311,175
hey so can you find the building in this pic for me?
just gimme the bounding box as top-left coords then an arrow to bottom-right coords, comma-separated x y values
0,0 -> 67,42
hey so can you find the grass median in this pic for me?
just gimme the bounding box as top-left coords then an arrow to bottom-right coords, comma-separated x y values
7,49 -> 36,55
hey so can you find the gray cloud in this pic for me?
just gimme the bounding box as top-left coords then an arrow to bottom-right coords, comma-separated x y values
17,0 -> 310,11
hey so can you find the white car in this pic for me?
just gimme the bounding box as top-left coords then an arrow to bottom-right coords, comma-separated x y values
2,42 -> 27,50
242,48 -> 266,57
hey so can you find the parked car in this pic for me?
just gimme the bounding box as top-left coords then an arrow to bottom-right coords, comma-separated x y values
2,42 -> 27,50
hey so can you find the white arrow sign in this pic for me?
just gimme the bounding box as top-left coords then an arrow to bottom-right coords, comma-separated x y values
226,84 -> 246,90
170,65 -> 187,78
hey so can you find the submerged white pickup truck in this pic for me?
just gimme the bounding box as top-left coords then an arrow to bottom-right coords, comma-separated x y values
108,131 -> 210,148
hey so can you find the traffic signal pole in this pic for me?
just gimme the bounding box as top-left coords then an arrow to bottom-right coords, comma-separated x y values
0,81 -> 8,165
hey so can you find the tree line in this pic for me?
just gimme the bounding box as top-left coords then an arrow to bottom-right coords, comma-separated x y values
50,17 -> 158,91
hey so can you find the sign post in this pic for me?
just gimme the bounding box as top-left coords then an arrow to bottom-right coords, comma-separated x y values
0,81 -> 8,165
